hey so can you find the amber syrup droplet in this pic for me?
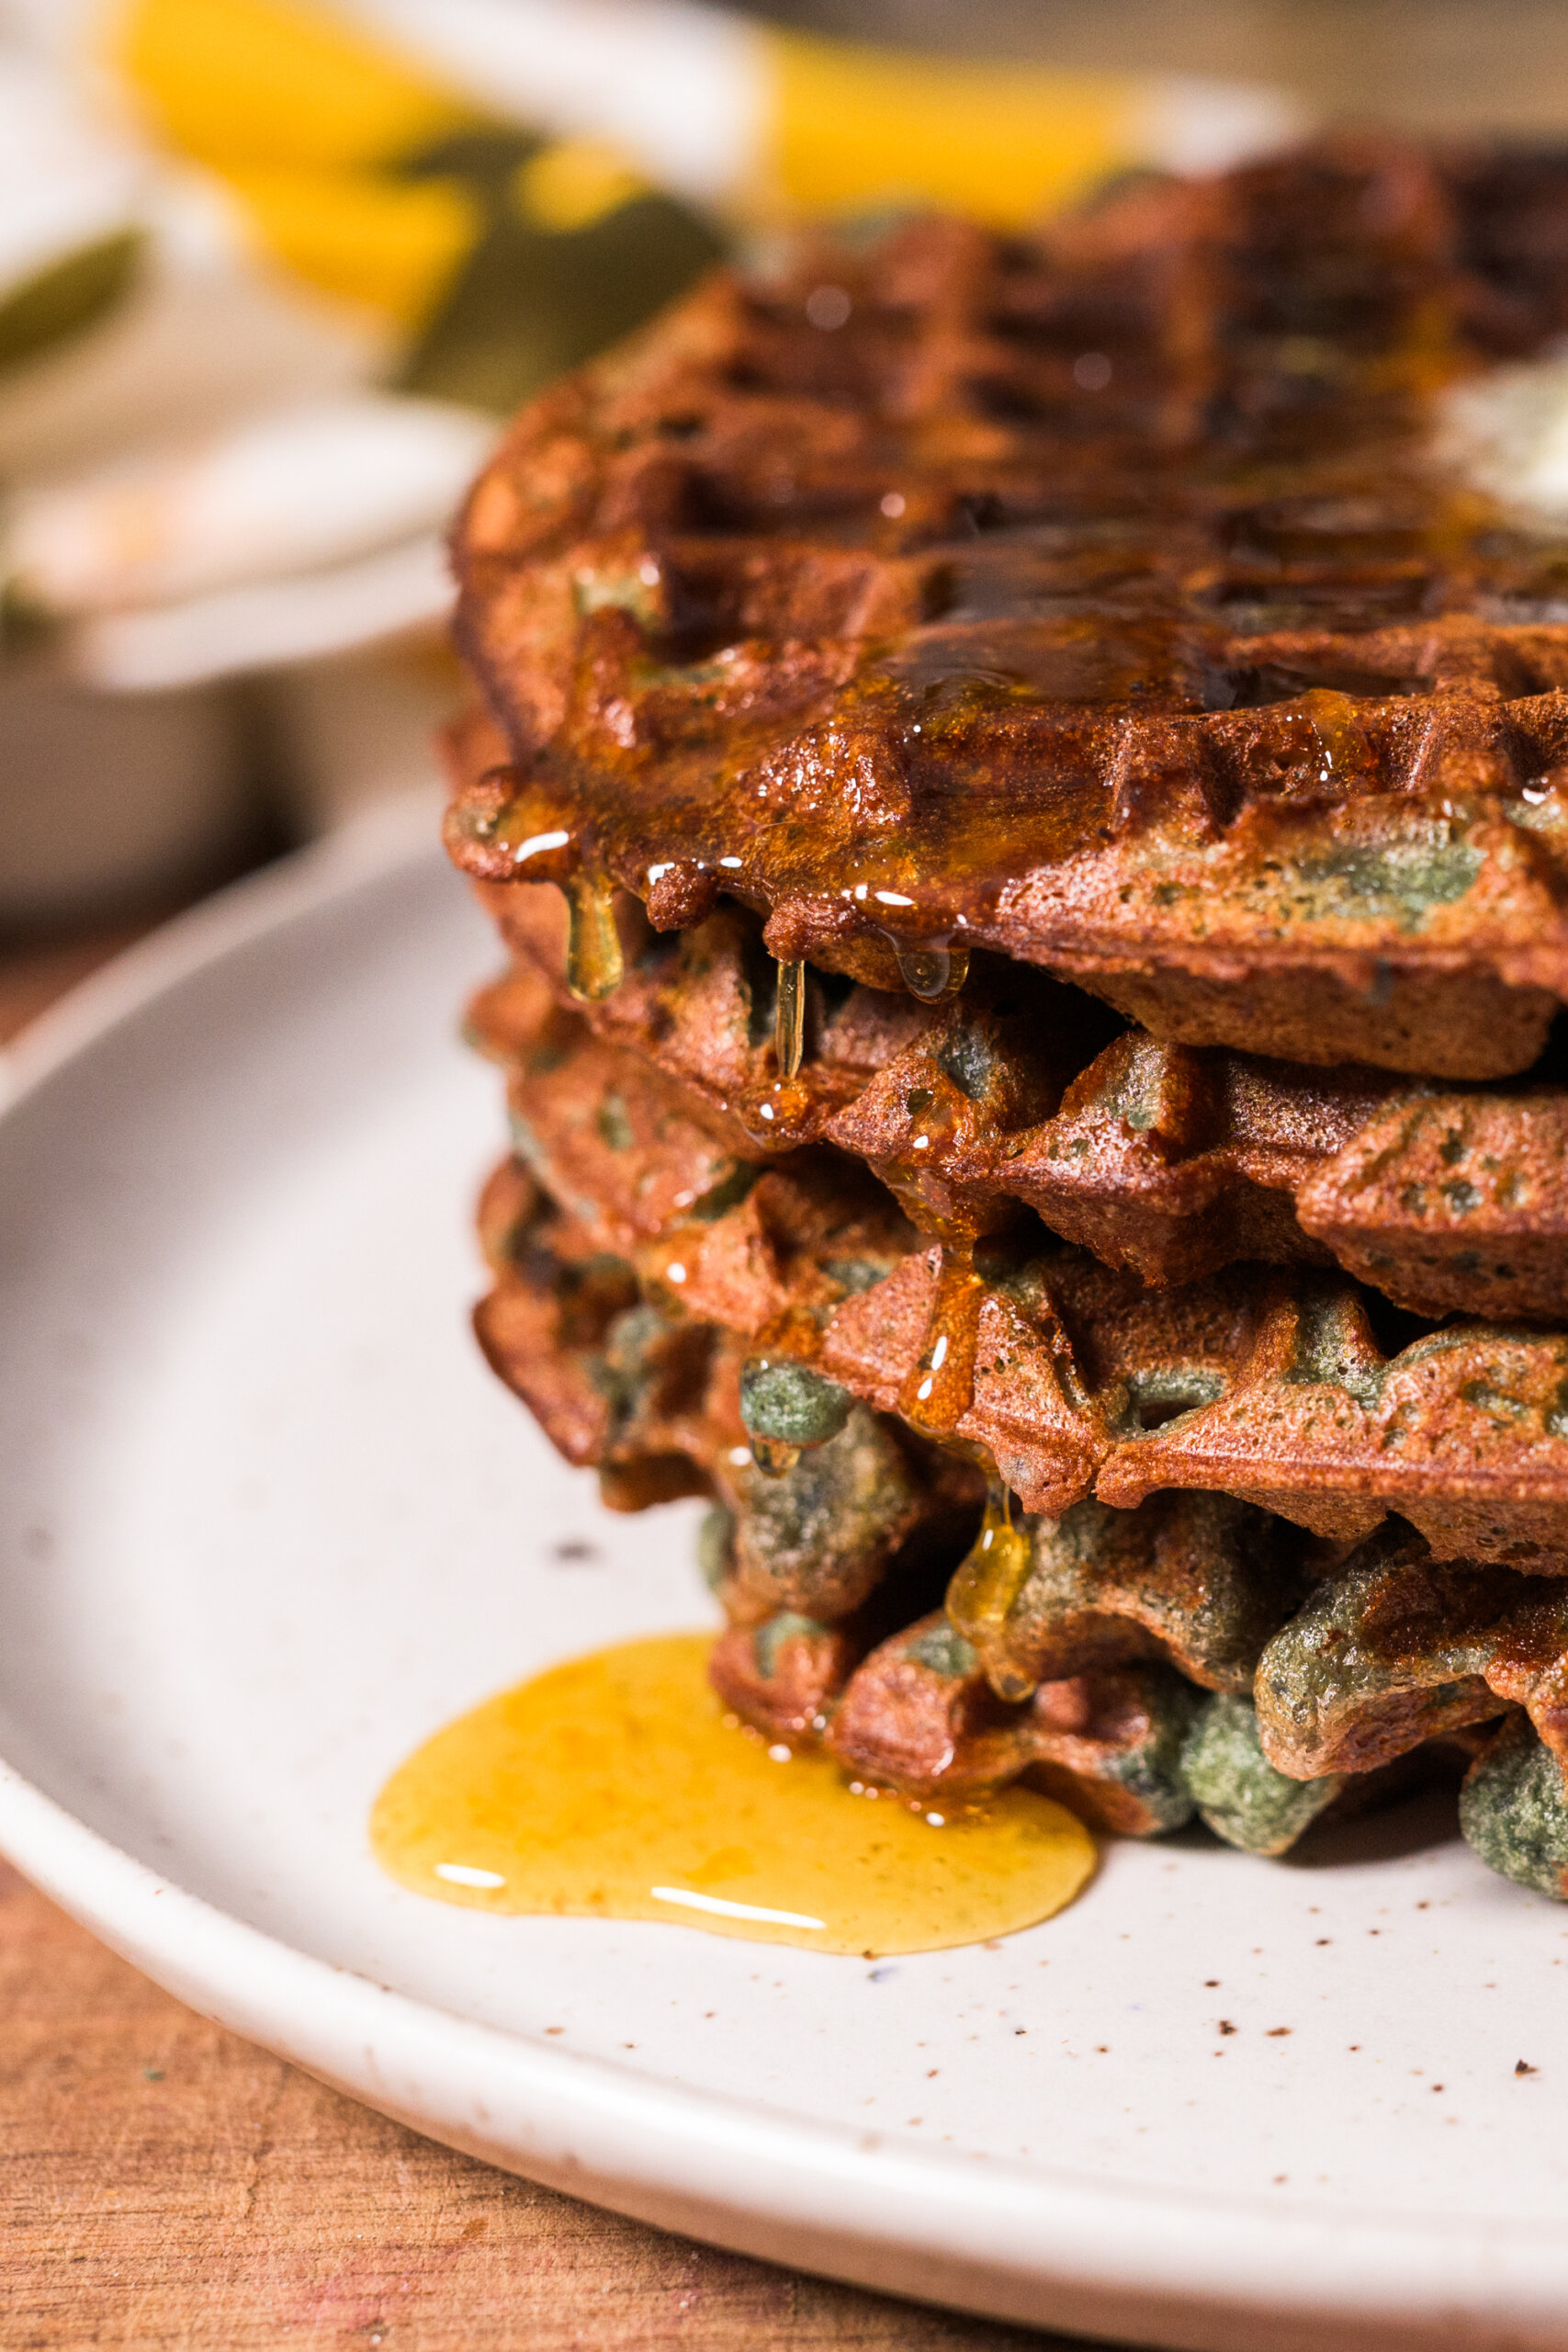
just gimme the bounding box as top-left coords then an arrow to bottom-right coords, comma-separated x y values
947,1479 -> 1037,1703
1298,688 -> 1372,789
749,1434 -> 803,1478
733,960 -> 813,1145
897,1240 -> 987,1434
564,875 -> 625,1001
738,1072 -> 813,1149
893,936 -> 970,1003
774,957 -> 807,1080
494,801 -> 574,869
874,1085 -> 967,1238
454,769 -> 579,876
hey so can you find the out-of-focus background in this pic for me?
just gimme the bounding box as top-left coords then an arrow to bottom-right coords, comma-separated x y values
765,2 -> 1568,140
0,0 -> 1557,955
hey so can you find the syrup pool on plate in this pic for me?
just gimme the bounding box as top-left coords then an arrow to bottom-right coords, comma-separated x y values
371,1634 -> 1096,1955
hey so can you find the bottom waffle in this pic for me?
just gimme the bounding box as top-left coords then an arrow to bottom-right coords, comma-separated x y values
474,1159 -> 1568,1901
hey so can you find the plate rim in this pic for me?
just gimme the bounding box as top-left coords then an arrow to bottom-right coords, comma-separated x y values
2,808 -> 1565,2352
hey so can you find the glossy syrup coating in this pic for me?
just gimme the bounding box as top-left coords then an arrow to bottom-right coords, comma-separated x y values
445,137 -> 1568,1900
471,969 -> 1568,1571
468,869 -> 1568,1323
472,1166 -> 1565,1883
470,1166 -> 1213,1832
449,142 -> 1568,1077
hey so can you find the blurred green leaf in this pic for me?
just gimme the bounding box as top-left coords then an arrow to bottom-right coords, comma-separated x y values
389,130 -> 725,413
0,228 -> 147,380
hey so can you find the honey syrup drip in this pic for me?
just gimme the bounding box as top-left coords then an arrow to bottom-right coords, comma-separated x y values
1297,686 -> 1374,789
748,1435 -> 803,1477
564,875 -> 625,1001
892,936 -> 969,1003
371,1634 -> 1095,1954
946,1480 -> 1038,1704
492,797 -> 574,872
774,956 -> 807,1080
737,1072 -> 813,1148
897,1241 -> 987,1433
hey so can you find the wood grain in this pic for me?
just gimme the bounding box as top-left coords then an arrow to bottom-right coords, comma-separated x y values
2,1862 -> 1098,2351
0,929 -> 1103,2350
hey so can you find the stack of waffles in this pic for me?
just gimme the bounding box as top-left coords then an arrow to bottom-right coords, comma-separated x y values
442,139 -> 1568,1894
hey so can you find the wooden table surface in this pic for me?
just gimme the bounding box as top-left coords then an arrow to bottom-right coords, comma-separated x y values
0,923 -> 1101,2352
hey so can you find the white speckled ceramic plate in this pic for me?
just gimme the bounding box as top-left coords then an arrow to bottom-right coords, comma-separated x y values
3,801 -> 1567,2352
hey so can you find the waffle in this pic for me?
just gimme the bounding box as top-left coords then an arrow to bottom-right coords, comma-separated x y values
477,1164 -> 1541,1873
471,967 -> 1568,1573
468,841 -> 1568,1323
447,141 -> 1568,1080
445,137 -> 1568,1905
472,1158 -> 743,1511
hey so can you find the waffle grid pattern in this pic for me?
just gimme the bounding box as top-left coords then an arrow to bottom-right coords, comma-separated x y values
451,141 -> 1568,1074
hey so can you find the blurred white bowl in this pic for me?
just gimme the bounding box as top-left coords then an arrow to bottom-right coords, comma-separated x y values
0,653 -> 251,923
261,639 -> 461,838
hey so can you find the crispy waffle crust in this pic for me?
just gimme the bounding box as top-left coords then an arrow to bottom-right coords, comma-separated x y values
474,1161 -> 1527,1869
469,961 -> 1568,1576
448,141 -> 1568,1078
467,967 -> 1568,1888
448,138 -> 1568,1898
470,841 -> 1568,1323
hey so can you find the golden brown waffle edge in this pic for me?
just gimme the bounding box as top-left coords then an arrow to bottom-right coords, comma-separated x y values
448,142 -> 1568,1078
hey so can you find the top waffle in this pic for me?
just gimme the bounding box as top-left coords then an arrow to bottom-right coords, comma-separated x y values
448,140 -> 1568,1078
